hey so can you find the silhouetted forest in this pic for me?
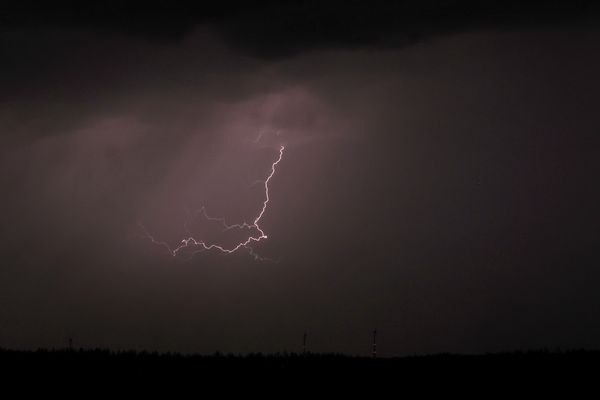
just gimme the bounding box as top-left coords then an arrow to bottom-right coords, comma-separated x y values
1,348 -> 598,387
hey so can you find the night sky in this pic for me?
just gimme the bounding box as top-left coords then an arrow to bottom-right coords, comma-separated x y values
1,1 -> 599,356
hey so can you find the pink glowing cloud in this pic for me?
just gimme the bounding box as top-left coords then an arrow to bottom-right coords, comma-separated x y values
140,145 -> 285,261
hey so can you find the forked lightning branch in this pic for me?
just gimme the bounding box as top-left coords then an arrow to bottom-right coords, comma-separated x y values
140,145 -> 285,260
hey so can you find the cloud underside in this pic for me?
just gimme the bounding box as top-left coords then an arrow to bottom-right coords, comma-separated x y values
2,1 -> 599,58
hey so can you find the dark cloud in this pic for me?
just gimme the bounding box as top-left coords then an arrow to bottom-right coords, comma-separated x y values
0,5 -> 599,355
2,1 -> 600,58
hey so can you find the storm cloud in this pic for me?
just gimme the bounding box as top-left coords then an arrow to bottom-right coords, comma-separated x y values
0,3 -> 599,355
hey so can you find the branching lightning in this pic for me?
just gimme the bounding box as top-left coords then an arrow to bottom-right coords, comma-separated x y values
140,145 -> 285,261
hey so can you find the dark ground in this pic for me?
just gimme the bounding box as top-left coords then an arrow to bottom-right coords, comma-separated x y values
1,348 -> 598,390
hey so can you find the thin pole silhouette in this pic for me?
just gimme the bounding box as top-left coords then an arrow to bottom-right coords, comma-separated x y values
303,331 -> 307,354
372,330 -> 377,358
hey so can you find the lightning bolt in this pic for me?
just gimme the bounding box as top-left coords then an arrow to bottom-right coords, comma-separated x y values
140,145 -> 285,260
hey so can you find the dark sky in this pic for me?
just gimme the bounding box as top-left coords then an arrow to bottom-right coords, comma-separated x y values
1,1 -> 599,355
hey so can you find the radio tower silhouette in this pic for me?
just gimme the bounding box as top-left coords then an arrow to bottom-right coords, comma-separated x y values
372,330 -> 377,358
303,331 -> 307,354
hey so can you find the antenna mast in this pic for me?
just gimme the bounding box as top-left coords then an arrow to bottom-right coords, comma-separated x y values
303,331 -> 307,354
372,330 -> 377,358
